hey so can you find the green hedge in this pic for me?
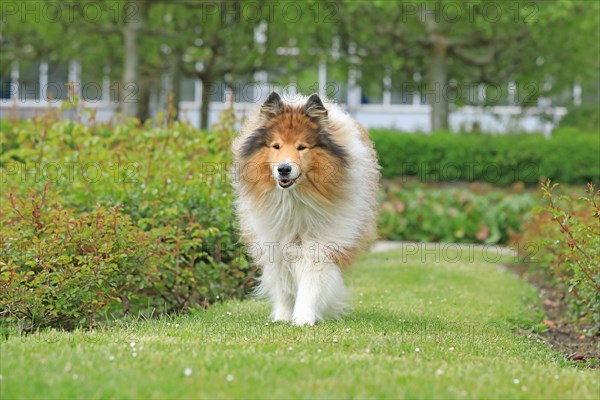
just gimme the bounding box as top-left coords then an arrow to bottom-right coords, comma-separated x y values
379,184 -> 535,244
371,130 -> 600,185
0,110 -> 255,330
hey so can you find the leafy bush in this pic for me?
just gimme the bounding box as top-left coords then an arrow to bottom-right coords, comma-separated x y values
0,110 -> 255,330
514,182 -> 599,333
378,183 -> 535,244
371,130 -> 600,185
1,185 -> 152,329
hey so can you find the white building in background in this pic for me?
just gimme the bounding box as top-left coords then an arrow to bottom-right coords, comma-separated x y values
0,60 -> 567,135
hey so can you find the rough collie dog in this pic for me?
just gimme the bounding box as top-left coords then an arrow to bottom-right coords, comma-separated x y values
232,92 -> 379,325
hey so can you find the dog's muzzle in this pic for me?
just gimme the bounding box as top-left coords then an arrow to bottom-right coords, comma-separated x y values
275,162 -> 300,189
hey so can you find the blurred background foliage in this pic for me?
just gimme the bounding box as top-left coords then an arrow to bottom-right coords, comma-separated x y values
1,0 -> 598,129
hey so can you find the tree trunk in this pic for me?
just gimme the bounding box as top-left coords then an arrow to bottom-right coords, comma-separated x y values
168,49 -> 182,121
138,77 -> 151,121
199,76 -> 211,130
121,0 -> 146,119
428,40 -> 449,131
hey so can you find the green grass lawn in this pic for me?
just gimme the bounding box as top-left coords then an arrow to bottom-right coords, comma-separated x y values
1,247 -> 598,399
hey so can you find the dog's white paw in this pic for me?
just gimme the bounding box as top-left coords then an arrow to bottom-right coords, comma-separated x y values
272,313 -> 292,322
292,313 -> 316,326
272,305 -> 293,322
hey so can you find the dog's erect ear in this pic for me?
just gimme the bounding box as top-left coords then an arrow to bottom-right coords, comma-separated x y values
260,92 -> 284,119
304,93 -> 328,126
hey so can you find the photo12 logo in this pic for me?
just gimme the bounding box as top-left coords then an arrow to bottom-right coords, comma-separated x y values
0,1 -> 135,24
200,162 -> 342,184
1,162 -> 138,184
399,161 -> 539,184
0,1 -> 340,24
398,1 -> 538,23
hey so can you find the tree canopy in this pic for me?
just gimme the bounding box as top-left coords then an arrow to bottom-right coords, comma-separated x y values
1,0 -> 597,128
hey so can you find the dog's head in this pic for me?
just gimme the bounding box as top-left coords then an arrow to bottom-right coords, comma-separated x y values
239,92 -> 347,192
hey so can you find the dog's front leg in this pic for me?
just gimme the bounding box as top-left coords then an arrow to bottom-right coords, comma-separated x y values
261,264 -> 295,322
292,259 -> 346,326
272,289 -> 295,322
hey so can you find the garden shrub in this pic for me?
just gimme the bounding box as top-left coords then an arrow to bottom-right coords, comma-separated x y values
0,184 -> 153,330
371,130 -> 600,185
0,109 -> 255,330
514,181 -> 599,333
378,183 -> 535,244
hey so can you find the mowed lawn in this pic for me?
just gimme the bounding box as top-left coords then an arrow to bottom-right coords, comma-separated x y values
1,246 -> 598,399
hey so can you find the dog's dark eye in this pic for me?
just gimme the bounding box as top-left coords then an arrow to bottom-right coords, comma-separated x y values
297,145 -> 306,151
273,144 -> 280,150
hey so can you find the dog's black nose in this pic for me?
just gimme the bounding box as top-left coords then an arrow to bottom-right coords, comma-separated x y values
277,163 -> 292,176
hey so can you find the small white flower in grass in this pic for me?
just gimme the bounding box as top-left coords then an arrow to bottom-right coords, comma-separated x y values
184,368 -> 192,377
317,349 -> 322,353
333,337 -> 338,343
264,322 -> 269,326
130,342 -> 136,348
167,322 -> 171,326
288,346 -> 293,351
226,374 -> 234,382
415,348 -> 420,352
448,347 -> 455,351
365,348 -> 370,353
226,312 -> 232,316
175,324 -> 180,328
132,352 -> 137,357
436,369 -> 444,376
345,328 -> 351,333
108,355 -> 115,362
513,378 -> 520,384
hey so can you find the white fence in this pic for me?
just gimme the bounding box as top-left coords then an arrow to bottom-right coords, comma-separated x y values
0,59 -> 567,134
0,98 -> 566,136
